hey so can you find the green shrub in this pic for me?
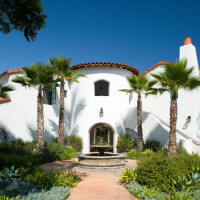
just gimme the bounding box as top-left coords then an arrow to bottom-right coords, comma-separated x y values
45,142 -> 77,160
0,141 -> 54,171
117,133 -> 136,153
144,139 -> 161,151
126,149 -> 142,160
19,186 -> 70,200
125,148 -> 153,160
135,150 -> 200,192
65,135 -> 83,152
27,168 -> 80,189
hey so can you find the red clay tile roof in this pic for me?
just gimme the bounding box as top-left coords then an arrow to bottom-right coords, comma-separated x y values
139,61 -> 172,76
70,62 -> 139,75
0,69 -> 22,78
0,97 -> 11,103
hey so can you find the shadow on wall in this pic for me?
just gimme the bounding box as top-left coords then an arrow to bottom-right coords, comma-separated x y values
122,108 -> 169,147
27,123 -> 55,142
0,122 -> 16,142
68,92 -> 86,136
197,112 -> 200,139
51,89 -> 86,137
145,123 -> 169,147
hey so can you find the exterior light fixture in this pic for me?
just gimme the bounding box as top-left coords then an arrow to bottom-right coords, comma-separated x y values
99,108 -> 103,117
187,116 -> 191,122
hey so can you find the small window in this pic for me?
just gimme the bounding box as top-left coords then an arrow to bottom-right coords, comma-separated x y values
64,90 -> 67,98
51,88 -> 56,104
95,80 -> 109,96
43,87 -> 56,105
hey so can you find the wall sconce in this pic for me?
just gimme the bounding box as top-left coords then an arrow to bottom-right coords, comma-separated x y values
187,116 -> 191,122
99,108 -> 103,117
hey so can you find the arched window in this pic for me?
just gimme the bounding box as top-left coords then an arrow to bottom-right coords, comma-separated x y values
95,80 -> 109,96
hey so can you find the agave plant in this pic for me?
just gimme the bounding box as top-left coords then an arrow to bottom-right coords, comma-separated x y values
0,166 -> 21,180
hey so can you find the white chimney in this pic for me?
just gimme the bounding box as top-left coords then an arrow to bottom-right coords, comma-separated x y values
179,37 -> 199,76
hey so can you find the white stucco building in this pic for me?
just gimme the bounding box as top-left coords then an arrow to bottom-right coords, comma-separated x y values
0,37 -> 200,154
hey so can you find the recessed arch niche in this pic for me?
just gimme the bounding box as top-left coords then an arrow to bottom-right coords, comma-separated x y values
89,123 -> 114,152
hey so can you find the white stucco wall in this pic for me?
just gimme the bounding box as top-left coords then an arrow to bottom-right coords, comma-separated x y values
68,67 -> 135,153
0,72 -> 70,142
0,41 -> 200,154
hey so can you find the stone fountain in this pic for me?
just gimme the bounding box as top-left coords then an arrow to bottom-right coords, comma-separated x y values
78,145 -> 125,168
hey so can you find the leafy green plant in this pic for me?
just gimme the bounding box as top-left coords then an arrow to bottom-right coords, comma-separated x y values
45,142 -> 77,160
65,135 -> 83,152
142,149 -> 153,157
120,168 -> 136,185
0,192 -> 19,200
164,183 -> 193,200
26,168 -> 80,189
0,166 -> 21,180
144,139 -> 161,151
117,133 -> 136,153
172,175 -> 193,191
126,149 -> 142,160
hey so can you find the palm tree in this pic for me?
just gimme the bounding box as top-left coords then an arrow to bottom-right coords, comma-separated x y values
119,74 -> 157,151
151,59 -> 200,155
0,82 -> 14,98
48,56 -> 86,145
12,64 -> 55,154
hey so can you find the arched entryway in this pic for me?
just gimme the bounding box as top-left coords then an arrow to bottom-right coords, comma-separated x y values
89,123 -> 114,152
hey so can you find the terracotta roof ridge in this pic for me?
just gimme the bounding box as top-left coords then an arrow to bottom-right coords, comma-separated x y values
0,97 -> 11,103
70,62 -> 139,75
0,68 -> 22,78
139,61 -> 171,76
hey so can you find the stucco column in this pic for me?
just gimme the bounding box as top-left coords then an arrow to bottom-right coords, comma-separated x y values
108,129 -> 110,144
93,129 -> 96,145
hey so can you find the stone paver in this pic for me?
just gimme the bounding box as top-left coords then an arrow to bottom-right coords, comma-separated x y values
68,170 -> 134,200
40,159 -> 138,200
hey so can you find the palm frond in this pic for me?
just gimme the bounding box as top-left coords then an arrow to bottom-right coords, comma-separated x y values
118,89 -> 134,94
12,76 -> 31,87
151,59 -> 200,93
0,83 -> 14,98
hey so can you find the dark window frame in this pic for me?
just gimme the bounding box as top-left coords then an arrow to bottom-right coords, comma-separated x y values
94,80 -> 109,96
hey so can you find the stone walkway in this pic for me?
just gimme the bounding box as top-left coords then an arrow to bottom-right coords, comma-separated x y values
40,160 -> 138,200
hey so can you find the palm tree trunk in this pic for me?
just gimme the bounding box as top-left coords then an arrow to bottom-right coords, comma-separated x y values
137,92 -> 144,152
58,80 -> 65,145
36,88 -> 44,154
168,92 -> 177,155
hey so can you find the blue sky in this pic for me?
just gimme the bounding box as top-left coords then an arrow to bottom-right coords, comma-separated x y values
1,0 -> 200,74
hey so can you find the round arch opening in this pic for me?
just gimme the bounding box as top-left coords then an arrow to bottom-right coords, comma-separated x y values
89,123 -> 114,153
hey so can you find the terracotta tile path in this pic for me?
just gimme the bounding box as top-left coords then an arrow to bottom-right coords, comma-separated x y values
40,159 -> 138,200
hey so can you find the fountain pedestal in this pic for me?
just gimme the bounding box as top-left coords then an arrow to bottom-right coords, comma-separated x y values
90,145 -> 113,156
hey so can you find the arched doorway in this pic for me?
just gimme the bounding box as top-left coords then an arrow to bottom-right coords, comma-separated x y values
89,123 -> 114,152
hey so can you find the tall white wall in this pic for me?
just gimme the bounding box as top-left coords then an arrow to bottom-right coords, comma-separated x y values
68,67 -> 134,153
0,72 -> 70,142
